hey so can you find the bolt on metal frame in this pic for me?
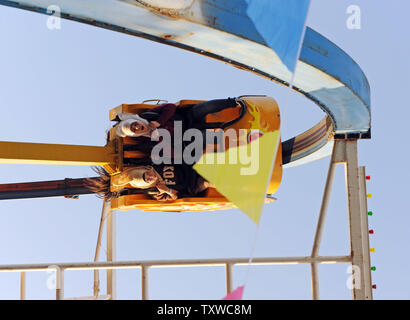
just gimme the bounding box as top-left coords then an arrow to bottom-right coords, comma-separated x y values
0,139 -> 372,300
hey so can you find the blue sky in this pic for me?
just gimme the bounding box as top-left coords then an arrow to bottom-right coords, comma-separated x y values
0,0 -> 409,299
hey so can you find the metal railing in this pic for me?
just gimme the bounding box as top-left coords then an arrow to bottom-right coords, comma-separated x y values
0,140 -> 372,300
1,255 -> 352,300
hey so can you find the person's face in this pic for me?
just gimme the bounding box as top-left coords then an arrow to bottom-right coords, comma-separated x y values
143,169 -> 158,184
130,121 -> 148,134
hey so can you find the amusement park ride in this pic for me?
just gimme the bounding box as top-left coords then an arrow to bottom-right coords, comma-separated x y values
0,0 -> 373,300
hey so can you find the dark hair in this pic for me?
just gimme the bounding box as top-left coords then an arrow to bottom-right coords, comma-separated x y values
85,166 -> 120,201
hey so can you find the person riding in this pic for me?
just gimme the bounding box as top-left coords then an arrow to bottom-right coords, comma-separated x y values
91,98 -> 243,201
86,163 -> 213,202
115,97 -> 243,139
116,103 -> 177,139
114,98 -> 245,163
111,165 -> 179,201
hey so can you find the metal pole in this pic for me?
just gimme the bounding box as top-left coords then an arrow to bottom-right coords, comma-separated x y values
55,268 -> 64,300
310,141 -> 338,300
141,265 -> 149,300
225,263 -> 233,295
0,255 -> 352,272
344,140 -> 366,300
20,272 -> 26,300
106,207 -> 116,300
311,143 -> 338,257
0,141 -> 114,166
310,263 -> 320,300
93,200 -> 108,297
358,166 -> 373,299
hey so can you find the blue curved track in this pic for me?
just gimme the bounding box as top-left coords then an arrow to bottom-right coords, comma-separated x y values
0,0 -> 371,165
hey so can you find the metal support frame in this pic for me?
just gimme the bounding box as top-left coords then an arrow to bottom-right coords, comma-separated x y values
310,139 -> 373,300
1,139 -> 372,300
93,200 -> 108,297
225,263 -> 233,295
358,166 -> 373,299
310,142 -> 338,299
106,206 -> 117,300
55,267 -> 64,300
141,265 -> 149,300
20,272 -> 26,300
0,141 -> 114,166
0,254 -> 352,300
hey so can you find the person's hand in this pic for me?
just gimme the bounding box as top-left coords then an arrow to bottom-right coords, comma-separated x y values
152,190 -> 178,201
152,193 -> 168,201
156,184 -> 169,193
153,185 -> 178,201
168,190 -> 178,201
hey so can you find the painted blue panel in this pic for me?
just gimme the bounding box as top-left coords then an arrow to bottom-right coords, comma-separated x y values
199,0 -> 310,72
246,0 -> 310,72
198,1 -> 266,45
301,28 -> 371,109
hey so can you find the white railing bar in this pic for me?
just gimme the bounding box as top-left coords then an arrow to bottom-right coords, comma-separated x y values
0,255 -> 352,272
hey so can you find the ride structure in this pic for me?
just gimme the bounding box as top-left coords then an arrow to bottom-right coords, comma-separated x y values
0,95 -> 283,211
107,96 -> 282,212
0,0 -> 373,300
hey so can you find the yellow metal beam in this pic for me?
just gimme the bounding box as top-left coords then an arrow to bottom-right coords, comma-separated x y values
0,141 -> 115,166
